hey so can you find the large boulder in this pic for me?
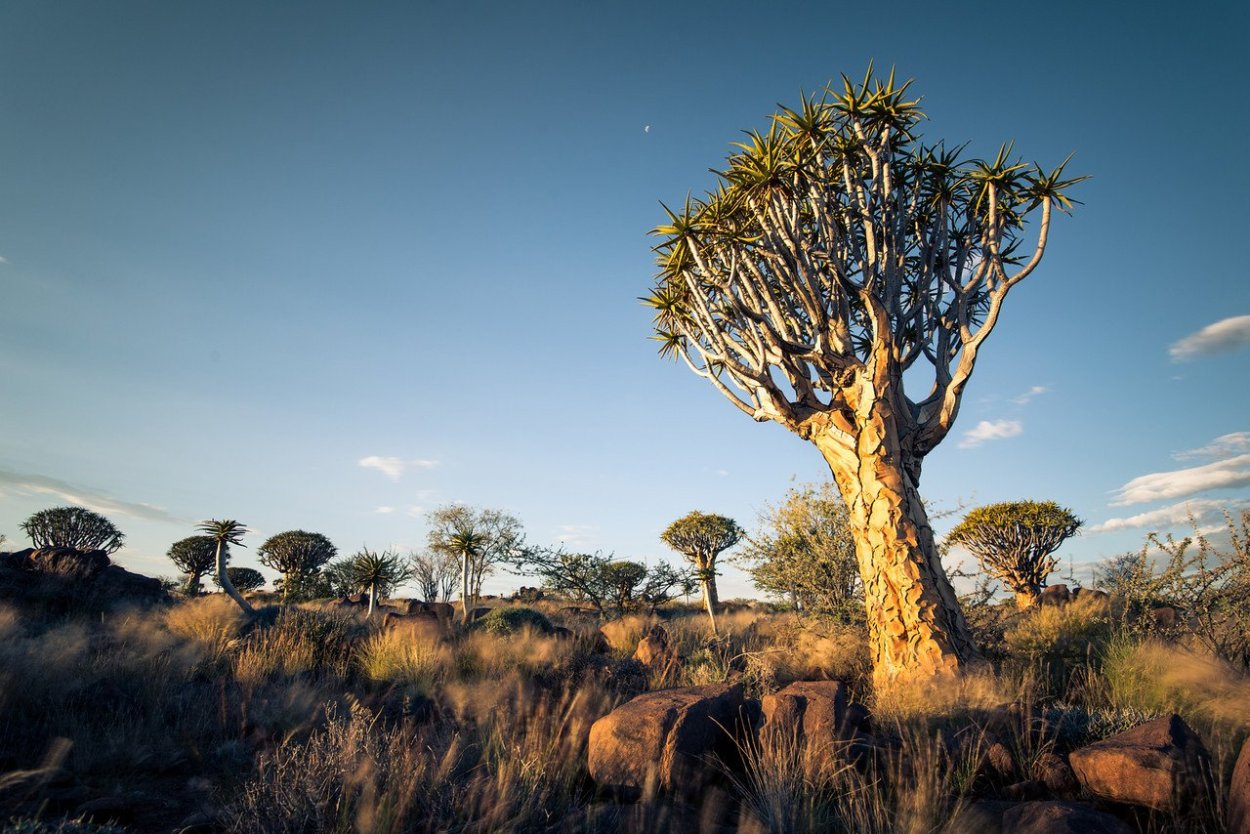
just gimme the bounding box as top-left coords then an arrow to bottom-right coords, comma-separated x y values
633,625 -> 676,673
587,683 -> 746,799
1068,714 -> 1213,813
1229,734 -> 1250,834
1038,584 -> 1071,607
29,547 -> 111,580
759,680 -> 849,744
1002,801 -> 1132,834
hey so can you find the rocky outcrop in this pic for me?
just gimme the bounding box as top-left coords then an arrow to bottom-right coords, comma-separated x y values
1068,714 -> 1212,813
587,683 -> 746,799
759,680 -> 848,744
1229,734 -> 1250,834
1001,801 -> 1132,834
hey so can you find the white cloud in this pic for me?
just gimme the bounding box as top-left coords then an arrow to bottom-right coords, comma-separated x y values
1169,315 -> 1250,361
1173,432 -> 1250,462
405,505 -> 427,518
556,524 -> 598,547
1089,498 -> 1248,534
1011,385 -> 1051,406
0,467 -> 186,524
1110,454 -> 1250,506
0,255 -> 7,264
958,420 -> 1022,449
358,456 -> 439,481
374,506 -> 395,514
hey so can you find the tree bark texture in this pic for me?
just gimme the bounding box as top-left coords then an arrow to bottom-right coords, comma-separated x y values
812,399 -> 981,685
215,541 -> 253,615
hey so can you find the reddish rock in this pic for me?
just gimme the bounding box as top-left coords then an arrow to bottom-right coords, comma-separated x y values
759,680 -> 848,744
1229,735 -> 1250,834
1038,584 -> 1071,607
985,741 -> 1017,782
1002,801 -> 1132,834
1002,779 -> 1047,801
1068,714 -> 1212,813
1033,750 -> 1079,797
946,800 -> 1013,833
587,683 -> 746,799
633,625 -> 675,672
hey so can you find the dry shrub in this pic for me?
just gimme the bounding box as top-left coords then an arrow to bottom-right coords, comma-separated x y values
233,607 -> 360,684
872,669 -> 1022,725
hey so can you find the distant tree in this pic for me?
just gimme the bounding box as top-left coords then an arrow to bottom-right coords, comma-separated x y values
257,530 -> 337,601
1095,551 -> 1148,597
198,519 -> 254,615
345,547 -> 413,618
167,535 -> 218,595
643,66 -> 1083,682
409,549 -> 461,602
214,566 -> 265,594
319,558 -> 360,598
946,501 -> 1082,609
661,511 -> 743,633
427,504 -> 525,623
740,483 -> 859,616
513,548 -> 693,617
21,506 -> 125,553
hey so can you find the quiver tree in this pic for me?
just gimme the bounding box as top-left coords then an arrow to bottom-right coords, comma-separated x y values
167,535 -> 217,595
198,519 -> 254,615
427,504 -> 525,624
21,506 -> 125,553
346,547 -> 412,618
660,511 -> 743,633
946,501 -> 1082,609
256,530 -> 338,601
214,566 -> 265,594
644,66 -> 1083,682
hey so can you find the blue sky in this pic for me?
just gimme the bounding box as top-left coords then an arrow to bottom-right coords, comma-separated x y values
1,0 -> 1248,598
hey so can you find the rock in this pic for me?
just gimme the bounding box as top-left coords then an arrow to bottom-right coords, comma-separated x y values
587,683 -> 746,799
985,741 -> 1017,782
381,610 -> 442,636
1072,587 -> 1109,603
1002,779 -> 1047,801
28,547 -> 111,580
591,629 -> 612,654
467,606 -> 491,622
1033,750 -> 1079,797
1068,714 -> 1213,813
1038,584 -> 1071,607
1150,606 -> 1180,630
759,680 -> 849,744
94,564 -> 164,601
1229,734 -> 1250,834
946,800 -> 1013,833
1001,801 -> 1132,834
633,625 -> 676,672
406,600 -> 455,626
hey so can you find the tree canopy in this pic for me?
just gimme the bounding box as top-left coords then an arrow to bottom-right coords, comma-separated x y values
257,530 -> 337,598
946,500 -> 1082,607
21,506 -> 125,553
214,566 -> 265,593
166,535 -> 218,594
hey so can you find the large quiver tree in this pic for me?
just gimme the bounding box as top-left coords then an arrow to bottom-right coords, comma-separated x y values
644,67 -> 1083,683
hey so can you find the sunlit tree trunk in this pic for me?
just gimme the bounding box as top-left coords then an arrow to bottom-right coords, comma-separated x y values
812,389 -> 980,686
461,552 -> 472,624
215,540 -> 254,615
699,572 -> 719,635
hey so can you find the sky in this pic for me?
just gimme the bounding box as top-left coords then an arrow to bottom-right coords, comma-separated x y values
1,0 -> 1248,600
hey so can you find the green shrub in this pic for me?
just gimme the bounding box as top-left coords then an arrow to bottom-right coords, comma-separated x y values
472,607 -> 553,636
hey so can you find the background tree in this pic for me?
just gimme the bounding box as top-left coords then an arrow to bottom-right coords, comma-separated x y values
946,501 -> 1081,609
256,530 -> 337,601
645,67 -> 1083,682
660,512 -> 743,634
513,548 -> 693,617
346,547 -> 412,618
21,506 -> 125,553
740,482 -> 859,617
427,504 -> 525,621
166,535 -> 217,595
199,519 -> 253,615
409,549 -> 461,602
213,566 -> 265,594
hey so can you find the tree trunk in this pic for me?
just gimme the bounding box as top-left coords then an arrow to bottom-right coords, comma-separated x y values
1013,587 -> 1039,610
215,541 -> 254,616
813,408 -> 980,686
367,582 -> 376,618
700,577 -> 719,635
461,552 -> 472,625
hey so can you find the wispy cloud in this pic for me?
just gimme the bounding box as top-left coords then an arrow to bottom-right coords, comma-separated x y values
958,419 -> 1022,449
556,524 -> 598,548
1011,385 -> 1051,406
1169,315 -> 1250,361
0,255 -> 8,264
358,456 -> 439,481
1110,454 -> 1250,506
0,467 -> 186,524
1089,497 -> 1248,534
1173,432 -> 1250,462
374,506 -> 395,514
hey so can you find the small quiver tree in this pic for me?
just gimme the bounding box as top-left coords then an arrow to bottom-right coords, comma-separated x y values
167,535 -> 217,595
198,519 -> 254,615
644,66 -> 1084,682
256,530 -> 337,601
214,567 -> 266,594
946,500 -> 1082,609
347,547 -> 412,618
21,506 -> 125,553
660,511 -> 743,634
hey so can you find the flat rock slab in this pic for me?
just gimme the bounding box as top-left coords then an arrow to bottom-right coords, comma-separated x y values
588,683 -> 745,800
1068,714 -> 1212,813
1003,801 -> 1132,834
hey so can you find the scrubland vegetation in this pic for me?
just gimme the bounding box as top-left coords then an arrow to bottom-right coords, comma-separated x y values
0,509 -> 1248,832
